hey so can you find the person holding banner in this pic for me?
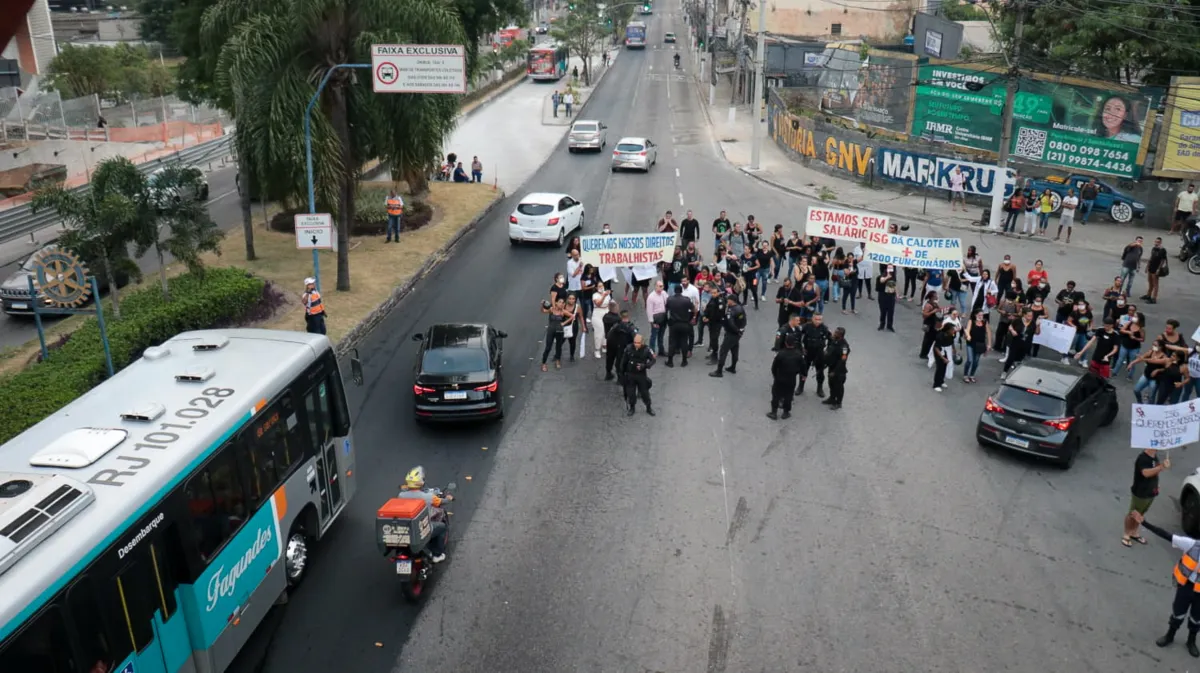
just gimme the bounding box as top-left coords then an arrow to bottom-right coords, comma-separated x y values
1002,309 -> 1040,379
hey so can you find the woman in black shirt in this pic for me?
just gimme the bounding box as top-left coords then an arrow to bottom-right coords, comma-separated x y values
785,232 -> 804,280
1003,309 -> 1040,377
919,291 -> 942,360
841,256 -> 859,314
1027,296 -> 1049,357
770,225 -> 787,280
550,273 -> 570,305
813,255 -> 830,308
740,250 -> 760,309
963,309 -> 992,383
1153,352 -> 1189,405
579,265 -> 599,320
754,244 -> 773,302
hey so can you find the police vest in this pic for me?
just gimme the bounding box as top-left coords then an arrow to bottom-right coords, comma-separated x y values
1175,544 -> 1200,591
305,290 -> 324,316
386,197 -> 403,216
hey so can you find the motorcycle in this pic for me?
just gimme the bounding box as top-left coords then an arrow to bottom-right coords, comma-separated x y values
376,483 -> 456,601
673,55 -> 680,69
1179,221 -> 1200,275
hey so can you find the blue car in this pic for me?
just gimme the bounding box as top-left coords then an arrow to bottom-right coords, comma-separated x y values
1024,173 -> 1145,224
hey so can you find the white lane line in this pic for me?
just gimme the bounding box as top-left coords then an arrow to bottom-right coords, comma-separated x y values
675,168 -> 680,177
674,148 -> 678,157
714,421 -> 737,588
208,188 -> 237,204
678,192 -> 684,206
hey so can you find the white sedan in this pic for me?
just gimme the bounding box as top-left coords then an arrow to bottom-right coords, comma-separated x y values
1179,469 -> 1200,536
508,192 -> 585,247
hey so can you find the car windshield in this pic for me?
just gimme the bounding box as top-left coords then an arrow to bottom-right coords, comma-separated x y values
573,123 -> 598,133
517,203 -> 555,216
995,385 -> 1068,418
617,143 -> 644,152
666,33 -> 675,37
422,347 -> 489,375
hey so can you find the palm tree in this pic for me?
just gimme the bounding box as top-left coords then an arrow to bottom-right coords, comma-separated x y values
135,164 -> 225,300
202,0 -> 467,292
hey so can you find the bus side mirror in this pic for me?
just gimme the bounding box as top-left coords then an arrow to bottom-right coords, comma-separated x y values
348,349 -> 364,386
412,333 -> 425,342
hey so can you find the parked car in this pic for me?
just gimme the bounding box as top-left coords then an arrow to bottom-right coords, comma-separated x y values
508,192 -> 585,246
976,360 -> 1118,468
1024,173 -> 1145,224
0,244 -> 130,315
536,22 -> 549,34
1179,470 -> 1200,536
664,32 -> 676,43
610,137 -> 658,173
412,323 -> 506,422
568,119 -> 608,152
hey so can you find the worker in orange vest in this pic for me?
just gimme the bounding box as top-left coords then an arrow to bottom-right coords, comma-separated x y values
1133,510 -> 1200,657
302,277 -> 327,335
385,189 -> 405,243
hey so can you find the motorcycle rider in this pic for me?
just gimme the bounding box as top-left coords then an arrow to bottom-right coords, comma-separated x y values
396,466 -> 452,563
673,53 -> 680,69
798,312 -> 832,397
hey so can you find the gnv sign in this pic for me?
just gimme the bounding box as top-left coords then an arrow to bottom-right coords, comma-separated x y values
879,149 -> 1016,197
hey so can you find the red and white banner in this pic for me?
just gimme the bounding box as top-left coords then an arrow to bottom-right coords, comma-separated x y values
804,206 -> 890,244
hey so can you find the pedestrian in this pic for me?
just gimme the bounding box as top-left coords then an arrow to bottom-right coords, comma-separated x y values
551,90 -> 560,117
932,321 -> 955,392
1003,309 -> 1039,378
767,336 -> 805,420
664,285 -> 695,367
1114,310 -> 1146,379
646,281 -> 668,356
963,309 -> 992,383
657,209 -> 679,233
1120,236 -> 1144,296
774,312 -> 804,351
1079,178 -> 1099,224
1170,183 -> 1198,235
1037,188 -> 1054,235
563,294 -> 584,362
876,265 -> 897,331
572,65 -> 579,80
1055,188 -> 1078,243
969,268 -> 999,321
755,242 -> 773,301
563,90 -> 575,116
1132,343 -> 1170,403
841,254 -> 859,314
680,275 -> 700,353
1126,448 -> 1167,546
1053,280 -> 1082,324
739,247 -> 760,309
1074,317 -> 1120,375
621,333 -> 656,416
1127,510 -> 1200,659
1022,181 -> 1039,234
798,313 -> 833,396
856,252 -> 874,300
471,156 -> 483,183
663,248 -> 686,294
770,225 -> 788,281
949,167 -> 966,211
711,210 -> 731,256
684,240 -> 703,283
604,309 -> 636,382
823,326 -> 851,410
901,265 -> 919,302
918,291 -> 943,361
993,285 -> 1022,357
1101,275 -> 1126,323
1143,237 -> 1169,305
1003,189 -> 1025,233
1062,299 -> 1094,364
946,269 -> 968,316
709,295 -> 746,377
540,297 -> 568,371
592,293 -> 615,359
702,284 -> 724,360
1183,339 -> 1200,402
1154,351 -> 1190,405
302,278 -> 327,335
384,188 -> 404,242
680,209 -> 700,250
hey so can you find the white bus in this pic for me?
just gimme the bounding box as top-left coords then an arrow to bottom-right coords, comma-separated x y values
0,329 -> 363,673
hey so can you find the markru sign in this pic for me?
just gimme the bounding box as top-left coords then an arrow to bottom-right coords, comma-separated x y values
879,148 -> 1016,198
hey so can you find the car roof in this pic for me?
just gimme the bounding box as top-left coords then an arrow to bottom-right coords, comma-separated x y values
425,323 -> 490,350
1003,360 -> 1088,398
519,192 -> 570,204
571,119 -> 601,126
616,137 -> 648,144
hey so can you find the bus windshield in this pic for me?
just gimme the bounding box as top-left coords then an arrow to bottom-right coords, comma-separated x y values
626,24 -> 646,42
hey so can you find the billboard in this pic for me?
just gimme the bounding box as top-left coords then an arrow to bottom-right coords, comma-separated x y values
878,148 -> 1016,197
1154,76 -> 1200,179
816,44 -> 916,135
910,64 -> 1153,178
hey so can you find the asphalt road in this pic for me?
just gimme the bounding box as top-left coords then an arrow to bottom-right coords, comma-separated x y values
228,7 -> 1200,673
0,167 -> 242,349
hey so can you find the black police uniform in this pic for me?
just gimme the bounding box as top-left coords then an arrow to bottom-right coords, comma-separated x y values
605,320 -> 636,382
798,322 -> 832,396
823,336 -> 851,409
711,301 -> 747,376
702,295 -> 725,359
664,291 -> 696,366
621,344 -> 656,414
768,342 -> 805,418
773,322 -> 804,352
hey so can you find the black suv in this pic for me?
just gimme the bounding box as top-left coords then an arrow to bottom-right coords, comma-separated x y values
976,360 -> 1118,468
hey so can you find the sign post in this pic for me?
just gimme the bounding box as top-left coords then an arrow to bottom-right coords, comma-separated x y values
303,45 -> 466,292
26,248 -> 114,378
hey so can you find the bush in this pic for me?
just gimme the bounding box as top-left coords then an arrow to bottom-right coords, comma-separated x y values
353,186 -> 433,235
0,267 -> 266,443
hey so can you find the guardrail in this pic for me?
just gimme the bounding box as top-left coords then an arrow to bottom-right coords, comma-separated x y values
0,134 -> 236,246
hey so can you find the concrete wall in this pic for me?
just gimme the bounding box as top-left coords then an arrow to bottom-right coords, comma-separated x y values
766,90 -> 1184,225
748,0 -> 918,41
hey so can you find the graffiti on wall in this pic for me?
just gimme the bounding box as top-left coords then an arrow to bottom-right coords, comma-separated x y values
769,105 -> 875,177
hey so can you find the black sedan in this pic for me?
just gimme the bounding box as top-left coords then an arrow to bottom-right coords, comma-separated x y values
412,323 -> 506,422
976,360 -> 1118,468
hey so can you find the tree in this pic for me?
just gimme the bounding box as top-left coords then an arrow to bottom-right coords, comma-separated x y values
138,0 -> 181,47
45,44 -> 174,102
450,0 -> 526,79
995,0 -> 1200,86
552,0 -> 605,85
939,0 -> 986,22
135,164 -> 225,300
202,0 -> 467,292
31,158 -> 143,319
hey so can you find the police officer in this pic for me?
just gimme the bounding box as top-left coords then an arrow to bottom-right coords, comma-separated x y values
302,277 -> 327,335
622,333 -> 656,416
774,312 -> 804,352
664,285 -> 696,367
702,284 -> 725,361
823,326 -> 851,410
709,295 -> 747,378
767,335 -> 805,420
1133,511 -> 1200,657
798,313 -> 832,396
605,310 -> 636,383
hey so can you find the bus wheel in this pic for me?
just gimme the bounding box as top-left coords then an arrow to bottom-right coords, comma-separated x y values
284,525 -> 310,587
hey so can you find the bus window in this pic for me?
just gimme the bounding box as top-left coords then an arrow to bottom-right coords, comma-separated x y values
247,393 -> 302,493
114,548 -> 158,652
326,365 -> 351,437
185,449 -> 248,560
68,576 -> 126,670
0,606 -> 76,673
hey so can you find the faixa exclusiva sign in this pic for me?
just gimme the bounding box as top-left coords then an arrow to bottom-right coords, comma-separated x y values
769,105 -> 875,178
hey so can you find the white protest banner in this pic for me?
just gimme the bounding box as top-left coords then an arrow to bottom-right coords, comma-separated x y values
580,233 -> 677,267
631,264 -> 659,282
1193,324 -> 1200,342
1131,400 -> 1200,450
865,234 -> 963,270
803,206 -> 891,244
598,266 -> 617,283
1033,319 -> 1074,354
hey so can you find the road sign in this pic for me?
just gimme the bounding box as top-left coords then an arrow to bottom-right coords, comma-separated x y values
295,213 -> 335,250
371,44 -> 467,94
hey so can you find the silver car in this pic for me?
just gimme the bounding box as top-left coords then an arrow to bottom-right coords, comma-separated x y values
568,120 -> 608,152
610,137 -> 658,172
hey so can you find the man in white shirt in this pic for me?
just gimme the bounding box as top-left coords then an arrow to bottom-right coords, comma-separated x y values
1171,183 -> 1198,235
646,281 -> 668,355
681,276 -> 701,355
563,91 -> 575,117
949,167 -> 966,211
1055,188 -> 1078,244
566,249 -> 583,304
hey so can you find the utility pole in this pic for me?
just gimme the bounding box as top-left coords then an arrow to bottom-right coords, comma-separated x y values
748,0 -> 767,170
989,0 -> 1024,230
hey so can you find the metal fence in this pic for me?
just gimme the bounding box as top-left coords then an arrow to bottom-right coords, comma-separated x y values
0,88 -> 231,144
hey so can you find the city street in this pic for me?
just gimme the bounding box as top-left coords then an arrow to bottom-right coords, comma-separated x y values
227,6 -> 1200,673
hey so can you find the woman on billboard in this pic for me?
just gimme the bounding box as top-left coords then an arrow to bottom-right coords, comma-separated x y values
1094,94 -> 1143,142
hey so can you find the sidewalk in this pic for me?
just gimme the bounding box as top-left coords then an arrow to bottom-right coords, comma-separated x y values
696,78 -> 1145,257
540,46 -> 619,126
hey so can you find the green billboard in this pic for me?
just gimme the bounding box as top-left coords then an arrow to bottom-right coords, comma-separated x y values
910,65 -> 1151,178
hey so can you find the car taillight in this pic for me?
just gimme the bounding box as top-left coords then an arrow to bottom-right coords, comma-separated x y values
639,151 -> 647,156
509,215 -> 518,224
475,381 -> 498,392
1043,417 -> 1075,431
984,397 -> 1004,414
613,149 -> 620,155
413,385 -> 435,395
548,217 -> 560,225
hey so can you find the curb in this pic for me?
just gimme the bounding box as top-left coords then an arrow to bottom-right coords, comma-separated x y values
335,190 -> 507,357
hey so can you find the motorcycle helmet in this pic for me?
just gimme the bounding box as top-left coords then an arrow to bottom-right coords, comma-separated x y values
404,465 -> 426,490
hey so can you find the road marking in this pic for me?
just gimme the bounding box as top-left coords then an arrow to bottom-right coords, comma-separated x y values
673,148 -> 678,157
208,188 -> 237,204
675,168 -> 680,177
678,192 -> 684,206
